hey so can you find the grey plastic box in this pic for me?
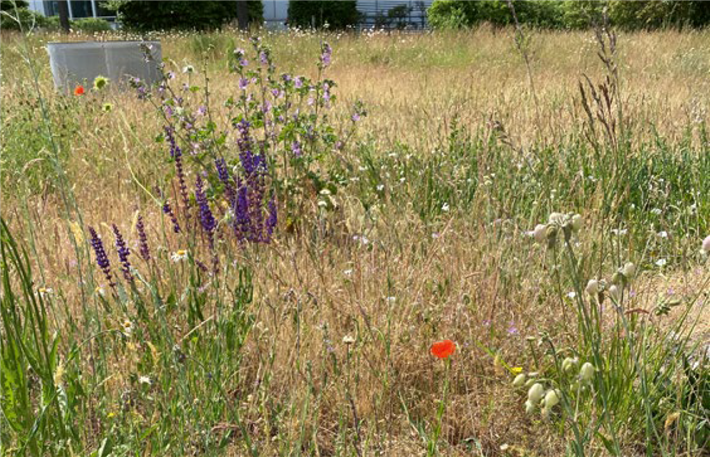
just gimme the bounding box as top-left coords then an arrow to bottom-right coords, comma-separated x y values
47,40 -> 162,92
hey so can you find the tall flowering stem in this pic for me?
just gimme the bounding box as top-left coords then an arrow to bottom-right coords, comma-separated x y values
234,120 -> 275,243
136,215 -> 151,261
88,226 -> 115,289
166,126 -> 190,219
215,157 -> 236,211
161,198 -> 181,233
112,224 -> 133,282
195,175 -> 218,272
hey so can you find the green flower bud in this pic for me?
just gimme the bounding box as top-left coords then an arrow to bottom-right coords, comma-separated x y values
513,373 -> 527,388
585,279 -> 599,296
93,75 -> 109,91
528,383 -> 545,404
580,362 -> 595,382
609,284 -> 621,302
562,357 -> 578,373
622,262 -> 636,278
544,389 -> 560,408
524,400 -> 535,414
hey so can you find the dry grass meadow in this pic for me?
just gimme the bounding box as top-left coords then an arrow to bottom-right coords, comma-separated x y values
1,26 -> 709,456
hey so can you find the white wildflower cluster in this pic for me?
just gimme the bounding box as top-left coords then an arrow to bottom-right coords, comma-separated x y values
585,261 -> 636,305
513,361 -> 597,418
529,212 -> 583,247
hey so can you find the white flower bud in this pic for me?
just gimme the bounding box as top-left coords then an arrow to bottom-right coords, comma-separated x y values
585,279 -> 599,296
622,262 -> 636,278
527,383 -> 545,404
562,357 -> 578,373
512,373 -> 526,387
544,389 -> 560,408
703,235 -> 710,253
524,400 -> 535,414
579,362 -> 595,382
608,285 -> 621,302
533,224 -> 547,243
571,214 -> 583,232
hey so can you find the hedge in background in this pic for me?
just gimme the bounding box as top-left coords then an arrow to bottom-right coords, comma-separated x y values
287,0 -> 359,29
1,0 -> 28,10
110,0 -> 264,31
428,0 -> 710,30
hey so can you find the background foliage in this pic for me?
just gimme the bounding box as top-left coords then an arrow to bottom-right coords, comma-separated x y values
287,0 -> 359,29
428,0 -> 710,30
106,0 -> 264,31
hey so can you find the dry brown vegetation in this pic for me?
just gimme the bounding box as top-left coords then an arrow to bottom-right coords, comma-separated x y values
1,27 -> 709,456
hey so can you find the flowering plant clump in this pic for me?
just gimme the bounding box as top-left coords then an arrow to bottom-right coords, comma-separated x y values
129,38 -> 365,248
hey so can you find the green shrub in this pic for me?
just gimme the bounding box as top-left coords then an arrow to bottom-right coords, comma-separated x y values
287,0 -> 359,29
0,4 -> 50,31
72,17 -> 112,32
0,0 -> 28,11
110,0 -> 263,31
428,1 -> 563,30
428,0 -> 710,30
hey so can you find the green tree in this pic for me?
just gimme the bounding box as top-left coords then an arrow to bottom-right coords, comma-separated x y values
107,0 -> 263,31
428,1 -> 563,30
287,1 -> 359,29
1,0 -> 29,10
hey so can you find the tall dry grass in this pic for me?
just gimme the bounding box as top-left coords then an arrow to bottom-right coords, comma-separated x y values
1,26 -> 709,456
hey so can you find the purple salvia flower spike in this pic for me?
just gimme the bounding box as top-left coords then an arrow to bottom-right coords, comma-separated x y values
89,226 -> 115,289
136,215 -> 151,261
112,224 -> 132,282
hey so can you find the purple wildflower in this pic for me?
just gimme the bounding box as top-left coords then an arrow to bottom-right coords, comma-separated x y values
215,157 -> 236,209
88,226 -> 115,289
294,77 -> 303,89
162,199 -> 181,233
136,215 -> 151,261
507,321 -> 519,335
233,120 -> 274,243
282,73 -> 292,82
320,43 -> 332,68
195,175 -> 216,235
112,224 -> 132,282
259,50 -> 269,65
291,141 -> 303,157
351,112 -> 361,122
165,126 -> 190,218
239,77 -> 249,90
196,175 -> 219,272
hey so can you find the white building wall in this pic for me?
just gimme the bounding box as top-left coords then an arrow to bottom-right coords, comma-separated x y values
262,0 -> 289,29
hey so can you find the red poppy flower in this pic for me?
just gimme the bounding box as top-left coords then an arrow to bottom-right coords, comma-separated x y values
430,340 -> 456,359
74,85 -> 85,96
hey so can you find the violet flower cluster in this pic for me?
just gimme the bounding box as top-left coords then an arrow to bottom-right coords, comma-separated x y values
89,226 -> 114,289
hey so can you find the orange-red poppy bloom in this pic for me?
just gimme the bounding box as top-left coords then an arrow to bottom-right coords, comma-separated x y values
430,340 -> 456,359
74,85 -> 85,96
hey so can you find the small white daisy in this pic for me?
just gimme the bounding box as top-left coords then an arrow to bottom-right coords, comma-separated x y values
171,250 -> 188,262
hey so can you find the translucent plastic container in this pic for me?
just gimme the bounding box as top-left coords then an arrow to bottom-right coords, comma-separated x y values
47,40 -> 161,92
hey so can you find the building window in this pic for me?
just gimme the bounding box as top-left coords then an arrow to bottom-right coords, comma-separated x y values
70,0 -> 93,18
